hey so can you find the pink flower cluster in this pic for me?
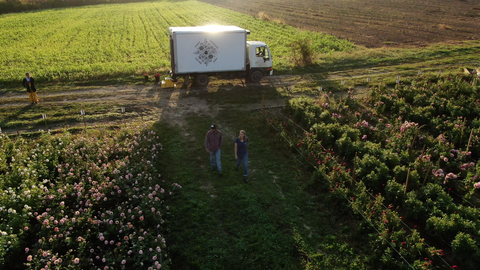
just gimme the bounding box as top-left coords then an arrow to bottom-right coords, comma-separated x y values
355,120 -> 370,128
400,121 -> 418,132
460,162 -> 475,171
432,169 -> 445,178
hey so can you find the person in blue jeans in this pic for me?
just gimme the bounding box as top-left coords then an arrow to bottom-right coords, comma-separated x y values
234,130 -> 249,180
205,124 -> 223,175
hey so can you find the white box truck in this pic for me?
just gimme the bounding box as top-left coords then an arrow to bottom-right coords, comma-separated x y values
167,25 -> 273,87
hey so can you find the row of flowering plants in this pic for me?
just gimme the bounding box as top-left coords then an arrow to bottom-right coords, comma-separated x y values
265,73 -> 480,269
0,124 -> 180,270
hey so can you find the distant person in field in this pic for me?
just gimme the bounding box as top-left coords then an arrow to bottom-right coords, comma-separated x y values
205,124 -> 223,175
22,73 -> 39,104
234,130 -> 249,181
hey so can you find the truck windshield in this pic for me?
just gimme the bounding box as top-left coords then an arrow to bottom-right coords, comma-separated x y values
256,46 -> 267,58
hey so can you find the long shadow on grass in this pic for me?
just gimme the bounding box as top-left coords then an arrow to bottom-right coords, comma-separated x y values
0,104 -> 38,129
155,103 -> 365,269
157,116 -> 305,269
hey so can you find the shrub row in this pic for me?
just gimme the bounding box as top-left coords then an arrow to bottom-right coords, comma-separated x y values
265,73 -> 480,269
0,124 -> 180,269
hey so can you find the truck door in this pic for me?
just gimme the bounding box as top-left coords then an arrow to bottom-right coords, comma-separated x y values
251,45 -> 272,69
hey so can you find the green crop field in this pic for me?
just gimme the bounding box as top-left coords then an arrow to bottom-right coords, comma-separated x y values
0,0 -> 353,85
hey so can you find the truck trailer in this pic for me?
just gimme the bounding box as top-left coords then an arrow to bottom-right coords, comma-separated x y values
166,25 -> 273,87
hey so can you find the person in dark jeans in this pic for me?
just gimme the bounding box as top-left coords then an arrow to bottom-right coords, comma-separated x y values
235,130 -> 249,181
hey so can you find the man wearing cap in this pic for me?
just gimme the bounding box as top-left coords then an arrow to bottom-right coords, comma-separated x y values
205,124 -> 223,175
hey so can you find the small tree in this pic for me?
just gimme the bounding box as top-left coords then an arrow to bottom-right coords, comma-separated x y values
290,39 -> 313,67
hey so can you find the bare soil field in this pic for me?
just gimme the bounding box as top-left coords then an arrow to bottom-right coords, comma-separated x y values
199,0 -> 480,48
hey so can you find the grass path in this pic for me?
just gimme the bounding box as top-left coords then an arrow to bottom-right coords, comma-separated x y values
155,105 -> 366,269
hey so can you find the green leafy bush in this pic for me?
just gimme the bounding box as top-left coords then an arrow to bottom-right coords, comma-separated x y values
452,232 -> 480,268
355,154 -> 391,192
265,72 -> 480,268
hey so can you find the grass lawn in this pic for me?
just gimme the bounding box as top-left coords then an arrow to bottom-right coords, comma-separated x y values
155,101 -> 366,269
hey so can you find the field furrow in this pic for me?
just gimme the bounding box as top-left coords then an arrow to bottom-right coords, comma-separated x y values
199,0 -> 480,47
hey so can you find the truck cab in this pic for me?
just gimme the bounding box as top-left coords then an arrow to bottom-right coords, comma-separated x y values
246,41 -> 273,82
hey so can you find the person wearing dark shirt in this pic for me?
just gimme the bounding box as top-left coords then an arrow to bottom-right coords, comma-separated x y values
235,130 -> 249,180
22,73 -> 39,104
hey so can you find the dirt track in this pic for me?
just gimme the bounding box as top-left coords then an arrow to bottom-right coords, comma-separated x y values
199,0 -> 480,48
0,79 -> 287,134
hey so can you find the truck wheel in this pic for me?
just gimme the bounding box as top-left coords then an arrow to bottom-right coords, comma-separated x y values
250,70 -> 263,83
195,74 -> 209,87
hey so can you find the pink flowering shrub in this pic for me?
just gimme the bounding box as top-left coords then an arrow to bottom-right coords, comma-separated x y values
0,125 -> 180,269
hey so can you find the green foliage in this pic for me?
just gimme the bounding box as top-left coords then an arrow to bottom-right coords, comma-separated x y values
0,0 -> 138,14
287,97 -> 323,127
355,141 -> 384,160
290,38 -> 313,67
267,73 -> 480,268
404,191 -> 427,221
289,28 -> 354,68
355,154 -> 391,191
380,149 -> 401,170
385,179 -> 405,205
426,213 -> 474,241
392,166 -> 420,192
335,134 -> 359,160
452,232 -> 480,268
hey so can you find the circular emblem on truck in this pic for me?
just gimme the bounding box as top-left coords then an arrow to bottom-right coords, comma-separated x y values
194,39 -> 218,67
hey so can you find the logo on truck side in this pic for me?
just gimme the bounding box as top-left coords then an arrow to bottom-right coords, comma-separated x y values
194,39 -> 218,67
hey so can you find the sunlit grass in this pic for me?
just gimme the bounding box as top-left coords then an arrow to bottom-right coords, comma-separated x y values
0,0 -> 352,85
